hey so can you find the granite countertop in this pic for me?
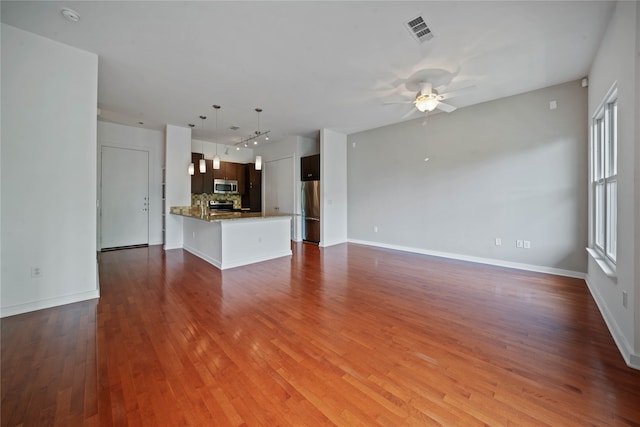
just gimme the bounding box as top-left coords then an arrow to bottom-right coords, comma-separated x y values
170,206 -> 293,222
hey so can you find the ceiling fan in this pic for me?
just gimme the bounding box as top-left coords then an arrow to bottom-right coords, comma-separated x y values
387,80 -> 474,119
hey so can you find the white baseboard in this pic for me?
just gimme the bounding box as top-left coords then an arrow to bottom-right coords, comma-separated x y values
0,290 -> 100,318
183,245 -> 292,270
584,275 -> 640,371
320,238 -> 348,248
220,250 -> 293,270
163,244 -> 183,251
347,239 -> 586,279
183,245 -> 222,269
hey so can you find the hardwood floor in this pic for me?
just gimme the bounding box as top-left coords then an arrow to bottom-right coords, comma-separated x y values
2,243 -> 640,426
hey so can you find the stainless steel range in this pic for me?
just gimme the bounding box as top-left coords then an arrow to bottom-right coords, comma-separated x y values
208,200 -> 234,211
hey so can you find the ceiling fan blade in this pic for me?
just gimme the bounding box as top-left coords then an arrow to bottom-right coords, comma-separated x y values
401,106 -> 420,119
383,100 -> 413,106
436,102 -> 457,113
438,85 -> 476,101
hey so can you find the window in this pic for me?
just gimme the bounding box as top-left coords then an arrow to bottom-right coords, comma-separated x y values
591,86 -> 617,267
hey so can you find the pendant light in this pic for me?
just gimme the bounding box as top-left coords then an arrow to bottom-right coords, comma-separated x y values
212,105 -> 221,170
188,123 -> 195,175
254,108 -> 263,169
199,115 -> 206,173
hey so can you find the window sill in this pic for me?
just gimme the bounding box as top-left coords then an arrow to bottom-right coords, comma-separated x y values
586,247 -> 617,282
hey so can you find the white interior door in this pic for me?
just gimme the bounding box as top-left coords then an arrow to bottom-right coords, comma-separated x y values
264,157 -> 294,215
101,146 -> 149,249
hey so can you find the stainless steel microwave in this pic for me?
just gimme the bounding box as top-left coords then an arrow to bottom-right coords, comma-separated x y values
213,179 -> 238,194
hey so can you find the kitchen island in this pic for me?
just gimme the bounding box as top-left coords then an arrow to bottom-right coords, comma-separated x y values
170,207 -> 292,270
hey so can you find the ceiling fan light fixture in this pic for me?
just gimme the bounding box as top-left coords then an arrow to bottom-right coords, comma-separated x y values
415,94 -> 439,112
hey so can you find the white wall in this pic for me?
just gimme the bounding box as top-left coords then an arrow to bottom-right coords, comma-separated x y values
320,129 -> 348,247
635,1 -> 640,364
586,1 -> 639,369
1,24 -> 99,317
165,125 -> 192,250
191,139 -> 255,163
98,121 -> 165,246
348,80 -> 588,276
255,135 -> 317,241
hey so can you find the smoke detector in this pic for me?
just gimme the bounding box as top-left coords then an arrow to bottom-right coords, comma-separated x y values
61,8 -> 80,22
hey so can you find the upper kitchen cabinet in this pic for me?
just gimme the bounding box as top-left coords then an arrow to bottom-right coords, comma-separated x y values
213,161 -> 239,180
301,154 -> 320,181
190,153 -> 214,194
202,162 -> 214,193
191,152 -> 204,194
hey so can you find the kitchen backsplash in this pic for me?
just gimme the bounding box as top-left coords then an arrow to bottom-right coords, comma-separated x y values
191,193 -> 242,209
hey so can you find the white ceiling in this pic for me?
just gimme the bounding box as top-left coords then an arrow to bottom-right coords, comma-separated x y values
1,1 -> 614,146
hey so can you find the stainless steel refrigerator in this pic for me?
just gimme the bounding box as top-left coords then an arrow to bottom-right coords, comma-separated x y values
301,180 -> 320,243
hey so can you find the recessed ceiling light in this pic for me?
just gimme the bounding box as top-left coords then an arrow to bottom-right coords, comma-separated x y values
61,8 -> 80,22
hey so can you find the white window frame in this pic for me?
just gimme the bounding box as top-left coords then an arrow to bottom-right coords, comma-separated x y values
591,84 -> 617,271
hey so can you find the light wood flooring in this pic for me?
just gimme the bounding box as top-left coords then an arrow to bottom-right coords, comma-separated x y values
2,243 -> 640,426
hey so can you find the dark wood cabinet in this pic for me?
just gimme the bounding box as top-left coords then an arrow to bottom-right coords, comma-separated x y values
191,155 -> 250,198
301,154 -> 320,181
242,164 -> 262,212
213,161 -> 239,180
213,162 -> 225,180
191,153 -> 214,194
202,162 -> 214,194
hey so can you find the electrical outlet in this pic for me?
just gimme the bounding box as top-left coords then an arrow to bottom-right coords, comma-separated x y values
524,240 -> 531,249
31,267 -> 42,278
495,238 -> 502,246
516,240 -> 523,248
623,291 -> 628,308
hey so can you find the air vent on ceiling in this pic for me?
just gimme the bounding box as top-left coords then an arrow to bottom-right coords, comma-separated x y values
405,15 -> 433,43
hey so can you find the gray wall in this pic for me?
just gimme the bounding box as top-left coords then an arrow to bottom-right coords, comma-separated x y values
585,0 -> 639,369
348,80 -> 588,274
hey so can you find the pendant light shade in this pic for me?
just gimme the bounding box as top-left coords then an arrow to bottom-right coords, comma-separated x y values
213,105 -> 221,169
188,123 -> 196,176
199,116 -> 207,173
255,155 -> 262,171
